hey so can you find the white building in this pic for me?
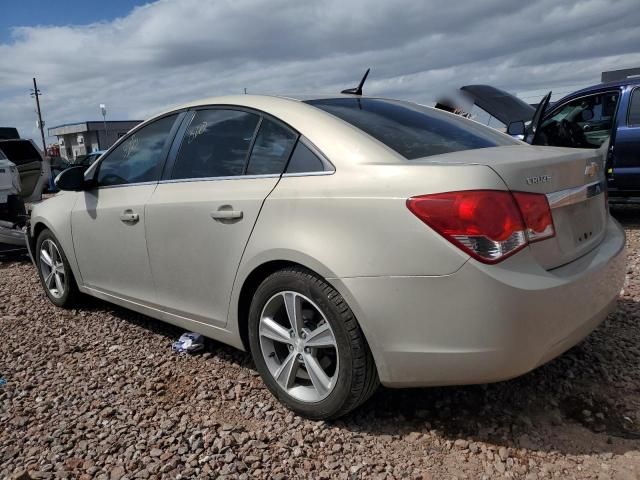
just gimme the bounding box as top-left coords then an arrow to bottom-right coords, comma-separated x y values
48,120 -> 142,160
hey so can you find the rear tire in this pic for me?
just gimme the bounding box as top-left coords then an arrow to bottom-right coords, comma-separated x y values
248,267 -> 379,419
35,229 -> 79,308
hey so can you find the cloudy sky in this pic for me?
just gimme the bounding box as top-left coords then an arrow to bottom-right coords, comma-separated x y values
1,0 -> 640,147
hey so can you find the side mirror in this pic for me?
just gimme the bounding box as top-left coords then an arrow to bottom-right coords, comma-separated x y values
507,120 -> 525,136
55,166 -> 87,191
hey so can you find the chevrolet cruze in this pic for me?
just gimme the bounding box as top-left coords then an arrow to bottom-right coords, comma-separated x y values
27,94 -> 626,419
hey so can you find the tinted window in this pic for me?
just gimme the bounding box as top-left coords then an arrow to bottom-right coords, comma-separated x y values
629,89 -> 640,126
172,109 -> 260,180
286,141 -> 326,173
0,140 -> 41,165
539,91 -> 619,148
246,119 -> 298,175
97,114 -> 177,187
305,98 -> 516,160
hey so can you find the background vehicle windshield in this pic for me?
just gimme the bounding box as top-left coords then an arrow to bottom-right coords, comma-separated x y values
306,98 -> 518,160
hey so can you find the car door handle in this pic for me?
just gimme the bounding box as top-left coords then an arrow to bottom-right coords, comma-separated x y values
210,209 -> 243,220
119,210 -> 139,224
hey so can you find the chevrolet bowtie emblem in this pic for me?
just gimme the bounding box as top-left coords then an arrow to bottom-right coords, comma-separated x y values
585,162 -> 600,177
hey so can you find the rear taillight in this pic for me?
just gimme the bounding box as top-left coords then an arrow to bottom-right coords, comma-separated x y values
407,190 -> 555,264
511,192 -> 555,243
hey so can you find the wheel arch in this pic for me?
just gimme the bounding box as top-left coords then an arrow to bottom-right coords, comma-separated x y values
236,259 -> 307,353
31,218 -> 83,287
233,255 -> 386,381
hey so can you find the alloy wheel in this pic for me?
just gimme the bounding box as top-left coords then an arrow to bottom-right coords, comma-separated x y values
39,239 -> 66,299
259,291 -> 339,402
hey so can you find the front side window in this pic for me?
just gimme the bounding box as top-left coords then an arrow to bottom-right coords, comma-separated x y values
97,114 -> 178,187
538,91 -> 620,148
628,89 -> 640,126
246,119 -> 298,175
306,98 -> 517,160
171,109 -> 260,180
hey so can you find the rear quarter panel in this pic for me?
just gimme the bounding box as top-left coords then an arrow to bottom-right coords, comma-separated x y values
229,160 -> 509,364
231,160 -> 507,302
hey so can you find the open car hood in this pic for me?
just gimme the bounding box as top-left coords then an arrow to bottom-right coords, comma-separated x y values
461,84 -> 536,125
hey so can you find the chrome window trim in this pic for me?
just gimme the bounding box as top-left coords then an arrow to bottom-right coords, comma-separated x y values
281,170 -> 335,178
158,173 -> 281,184
546,179 -> 606,209
94,180 -> 159,190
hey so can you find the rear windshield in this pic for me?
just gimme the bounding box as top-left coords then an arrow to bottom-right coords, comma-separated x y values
0,140 -> 41,165
305,98 -> 517,160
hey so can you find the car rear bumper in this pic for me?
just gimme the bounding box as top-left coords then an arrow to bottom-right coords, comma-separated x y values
333,216 -> 626,387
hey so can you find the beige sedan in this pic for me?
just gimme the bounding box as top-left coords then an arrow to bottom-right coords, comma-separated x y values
27,94 -> 626,419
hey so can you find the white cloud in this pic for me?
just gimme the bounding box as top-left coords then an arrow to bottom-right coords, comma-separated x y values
1,0 -> 639,147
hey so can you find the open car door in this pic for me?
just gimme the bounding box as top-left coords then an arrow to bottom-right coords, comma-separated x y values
0,139 -> 49,203
526,91 -> 552,144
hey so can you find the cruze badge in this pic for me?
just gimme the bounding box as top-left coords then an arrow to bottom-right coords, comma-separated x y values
584,162 -> 600,177
526,174 -> 552,185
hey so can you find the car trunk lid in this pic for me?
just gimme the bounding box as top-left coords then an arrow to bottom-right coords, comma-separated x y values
414,144 -> 609,269
486,145 -> 607,269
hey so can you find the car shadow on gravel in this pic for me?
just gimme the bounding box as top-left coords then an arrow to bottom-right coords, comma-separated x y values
340,299 -> 640,456
71,293 -> 254,370
333,205 -> 640,456
611,204 -> 640,227
0,252 -> 30,267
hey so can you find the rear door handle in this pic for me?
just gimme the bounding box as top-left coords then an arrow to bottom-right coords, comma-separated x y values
119,210 -> 139,224
210,209 -> 243,220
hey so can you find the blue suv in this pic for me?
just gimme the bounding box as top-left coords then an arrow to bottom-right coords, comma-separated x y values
463,79 -> 640,201
535,78 -> 640,201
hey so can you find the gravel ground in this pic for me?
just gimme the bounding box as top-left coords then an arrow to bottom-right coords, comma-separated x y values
1,208 -> 640,479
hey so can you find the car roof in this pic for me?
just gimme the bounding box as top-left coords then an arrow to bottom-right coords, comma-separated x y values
555,77 -> 640,105
154,93 -> 364,115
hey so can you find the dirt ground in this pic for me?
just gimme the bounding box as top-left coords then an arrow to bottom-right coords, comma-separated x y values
1,207 -> 640,479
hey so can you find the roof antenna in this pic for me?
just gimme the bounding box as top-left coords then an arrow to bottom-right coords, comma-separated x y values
341,68 -> 370,95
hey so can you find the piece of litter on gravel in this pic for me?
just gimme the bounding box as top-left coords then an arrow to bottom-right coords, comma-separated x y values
172,332 -> 205,354
0,378 -> 6,387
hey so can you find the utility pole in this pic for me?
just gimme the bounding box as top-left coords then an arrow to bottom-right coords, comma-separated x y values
30,77 -> 47,152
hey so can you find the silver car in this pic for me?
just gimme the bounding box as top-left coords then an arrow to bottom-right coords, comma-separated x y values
27,94 -> 626,419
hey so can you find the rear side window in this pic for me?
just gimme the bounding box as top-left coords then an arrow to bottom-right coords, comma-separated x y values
285,141 -> 326,173
97,114 -> 178,187
629,89 -> 640,126
305,98 -> 516,160
172,109 -> 260,180
246,119 -> 298,175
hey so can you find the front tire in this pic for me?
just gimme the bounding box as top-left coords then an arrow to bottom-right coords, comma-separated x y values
248,267 -> 379,419
35,229 -> 79,307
